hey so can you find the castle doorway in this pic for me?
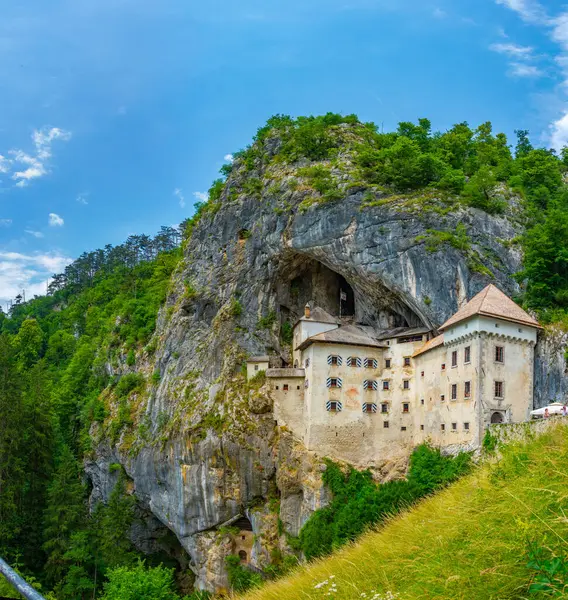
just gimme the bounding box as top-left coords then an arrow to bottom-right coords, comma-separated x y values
490,412 -> 504,424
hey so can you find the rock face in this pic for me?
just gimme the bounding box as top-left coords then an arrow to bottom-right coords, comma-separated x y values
534,327 -> 568,407
86,130 -> 530,592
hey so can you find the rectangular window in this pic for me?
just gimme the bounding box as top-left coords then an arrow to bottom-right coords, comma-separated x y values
464,422 -> 470,431
363,403 -> 376,413
495,346 -> 504,363
403,403 -> 409,413
452,422 -> 457,431
451,350 -> 457,367
421,371 -> 425,377
464,381 -> 471,398
404,357 -> 411,367
464,346 -> 471,364
441,424 -> 446,431
383,421 -> 389,428
330,356 -> 339,366
403,380 -> 410,390
385,358 -> 391,368
327,401 -> 341,412
441,394 -> 445,402
420,398 -> 425,405
451,384 -> 457,400
329,378 -> 339,388
254,364 -> 259,371
495,381 -> 504,398
381,403 -> 389,414
283,384 -> 289,391
420,424 -> 424,431
383,381 -> 390,391
441,363 -> 446,371
401,426 -> 407,431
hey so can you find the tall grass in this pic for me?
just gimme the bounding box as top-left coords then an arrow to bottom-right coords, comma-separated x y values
242,423 -> 568,600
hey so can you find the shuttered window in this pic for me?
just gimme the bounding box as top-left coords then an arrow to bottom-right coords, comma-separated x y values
326,377 -> 342,388
326,400 -> 343,412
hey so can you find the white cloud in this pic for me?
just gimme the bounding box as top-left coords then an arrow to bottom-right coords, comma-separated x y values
224,154 -> 234,162
193,191 -> 208,203
550,112 -> 568,150
495,0 -> 548,24
76,193 -> 89,205
490,42 -> 534,58
509,62 -> 544,77
24,230 -> 44,238
0,219 -> 12,227
0,251 -> 73,304
48,213 -> 64,227
173,187 -> 185,208
7,127 -> 71,188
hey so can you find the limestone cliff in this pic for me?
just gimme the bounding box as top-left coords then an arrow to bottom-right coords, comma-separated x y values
85,123 -> 530,592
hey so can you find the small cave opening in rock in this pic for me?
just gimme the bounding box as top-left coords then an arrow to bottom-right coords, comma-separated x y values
275,253 -> 427,330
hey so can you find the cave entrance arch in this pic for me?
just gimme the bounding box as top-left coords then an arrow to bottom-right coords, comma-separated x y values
276,252 -> 426,329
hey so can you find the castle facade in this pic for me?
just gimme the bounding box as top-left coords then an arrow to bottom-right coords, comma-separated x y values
247,284 -> 541,466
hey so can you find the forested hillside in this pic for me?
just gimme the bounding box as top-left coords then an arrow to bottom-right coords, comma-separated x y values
2,113 -> 568,599
0,229 -> 187,599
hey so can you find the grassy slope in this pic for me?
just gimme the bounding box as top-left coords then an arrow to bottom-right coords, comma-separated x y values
243,423 -> 568,600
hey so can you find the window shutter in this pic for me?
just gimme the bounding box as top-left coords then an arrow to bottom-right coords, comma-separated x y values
326,400 -> 343,412
326,377 -> 342,388
362,403 -> 377,413
327,355 -> 333,365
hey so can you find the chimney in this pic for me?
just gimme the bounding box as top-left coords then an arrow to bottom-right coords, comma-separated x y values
304,303 -> 311,319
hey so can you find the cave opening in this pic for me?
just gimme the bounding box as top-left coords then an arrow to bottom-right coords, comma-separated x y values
275,253 -> 426,331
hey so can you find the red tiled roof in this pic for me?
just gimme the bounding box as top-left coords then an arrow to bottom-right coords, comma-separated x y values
439,284 -> 541,330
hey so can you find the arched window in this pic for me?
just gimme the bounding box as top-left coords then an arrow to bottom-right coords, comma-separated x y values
239,550 -> 247,561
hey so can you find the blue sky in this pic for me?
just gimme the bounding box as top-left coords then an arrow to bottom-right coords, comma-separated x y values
1,0 -> 568,305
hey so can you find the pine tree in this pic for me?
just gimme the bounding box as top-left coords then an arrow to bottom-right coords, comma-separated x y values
0,334 -> 25,558
18,361 -> 55,570
43,444 -> 87,586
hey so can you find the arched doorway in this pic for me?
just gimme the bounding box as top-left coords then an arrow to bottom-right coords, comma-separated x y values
490,412 -> 504,424
238,550 -> 247,562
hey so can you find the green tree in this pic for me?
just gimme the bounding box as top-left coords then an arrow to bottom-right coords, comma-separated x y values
43,445 -> 87,586
12,318 -> 44,371
0,335 -> 25,558
93,473 -> 138,570
19,361 -> 55,570
517,205 -> 568,309
100,561 -> 182,600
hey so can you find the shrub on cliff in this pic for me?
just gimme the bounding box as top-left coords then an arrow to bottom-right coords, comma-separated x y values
298,444 -> 471,560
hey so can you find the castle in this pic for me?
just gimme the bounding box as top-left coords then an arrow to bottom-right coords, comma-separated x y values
247,284 -> 541,465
